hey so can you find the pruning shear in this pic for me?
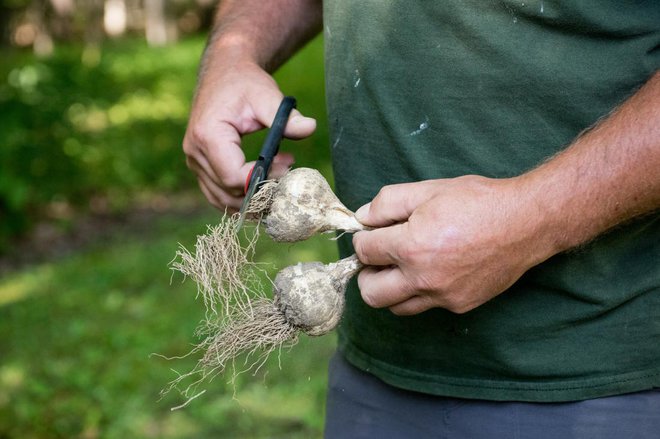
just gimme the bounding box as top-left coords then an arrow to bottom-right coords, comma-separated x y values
235,96 -> 297,232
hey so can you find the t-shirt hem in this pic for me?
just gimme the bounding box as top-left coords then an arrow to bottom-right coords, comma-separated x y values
339,338 -> 660,403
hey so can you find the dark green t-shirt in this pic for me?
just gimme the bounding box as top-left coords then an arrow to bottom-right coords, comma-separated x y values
324,1 -> 660,401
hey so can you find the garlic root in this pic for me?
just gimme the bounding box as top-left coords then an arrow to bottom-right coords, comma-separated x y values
165,168 -> 368,405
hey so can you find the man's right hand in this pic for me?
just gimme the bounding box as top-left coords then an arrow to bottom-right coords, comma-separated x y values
183,58 -> 317,212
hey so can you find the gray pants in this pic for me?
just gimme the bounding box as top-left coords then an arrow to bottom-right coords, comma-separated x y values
324,353 -> 660,439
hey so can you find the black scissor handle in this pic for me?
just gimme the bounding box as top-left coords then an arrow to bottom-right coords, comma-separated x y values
244,96 -> 297,193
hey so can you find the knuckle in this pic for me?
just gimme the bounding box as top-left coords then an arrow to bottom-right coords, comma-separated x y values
390,307 -> 408,316
352,234 -> 369,263
397,238 -> 425,266
222,172 -> 243,189
446,305 -> 467,315
397,241 -> 416,263
182,140 -> 192,156
187,123 -> 210,148
357,275 -> 379,308
182,137 -> 194,156
444,298 -> 472,314
373,183 -> 408,210
390,295 -> 429,316
409,274 -> 433,294
360,290 -> 374,307
372,186 -> 392,212
360,289 -> 381,309
390,305 -> 410,316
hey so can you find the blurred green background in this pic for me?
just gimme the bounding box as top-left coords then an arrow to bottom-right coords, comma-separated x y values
0,1 -> 336,437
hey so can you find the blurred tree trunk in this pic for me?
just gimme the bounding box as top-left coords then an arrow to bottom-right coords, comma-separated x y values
0,4 -> 11,46
48,0 -> 74,39
32,0 -> 54,56
0,0 -> 213,50
82,0 -> 103,65
84,0 -> 104,45
144,0 -> 176,46
104,0 -> 127,37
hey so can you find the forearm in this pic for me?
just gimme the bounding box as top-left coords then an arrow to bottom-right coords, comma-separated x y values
518,71 -> 660,260
203,0 -> 322,73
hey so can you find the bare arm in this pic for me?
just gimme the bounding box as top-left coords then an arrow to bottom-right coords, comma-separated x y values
203,0 -> 322,73
184,0 -> 323,210
521,71 -> 660,256
353,71 -> 660,315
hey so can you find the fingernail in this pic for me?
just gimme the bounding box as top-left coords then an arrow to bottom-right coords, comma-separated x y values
291,115 -> 314,125
355,203 -> 370,222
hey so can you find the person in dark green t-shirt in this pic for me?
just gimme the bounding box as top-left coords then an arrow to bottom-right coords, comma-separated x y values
182,1 -> 660,437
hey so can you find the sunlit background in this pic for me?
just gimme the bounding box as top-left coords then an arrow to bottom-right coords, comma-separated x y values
0,1 -> 335,437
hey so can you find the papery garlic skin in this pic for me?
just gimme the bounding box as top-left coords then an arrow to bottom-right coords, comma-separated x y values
264,168 -> 366,242
273,255 -> 363,336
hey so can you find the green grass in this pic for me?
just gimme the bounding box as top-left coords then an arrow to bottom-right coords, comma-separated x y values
0,34 -> 336,438
0,205 -> 339,438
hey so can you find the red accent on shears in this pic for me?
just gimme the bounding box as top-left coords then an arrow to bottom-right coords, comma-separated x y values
245,165 -> 255,194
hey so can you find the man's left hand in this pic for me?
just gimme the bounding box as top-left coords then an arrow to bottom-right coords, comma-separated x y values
352,176 -> 551,315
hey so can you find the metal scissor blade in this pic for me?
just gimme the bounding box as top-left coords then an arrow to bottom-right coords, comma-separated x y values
235,166 -> 264,233
234,96 -> 296,234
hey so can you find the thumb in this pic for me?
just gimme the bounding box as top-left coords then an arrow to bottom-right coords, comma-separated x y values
355,181 -> 438,227
284,109 -> 317,139
251,90 -> 316,139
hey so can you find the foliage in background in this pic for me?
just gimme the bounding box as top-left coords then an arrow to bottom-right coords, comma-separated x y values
0,38 -> 192,247
0,34 -> 328,251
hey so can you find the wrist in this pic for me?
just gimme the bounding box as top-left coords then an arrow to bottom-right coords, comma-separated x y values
484,175 -> 562,272
510,170 -> 577,262
204,32 -> 266,70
